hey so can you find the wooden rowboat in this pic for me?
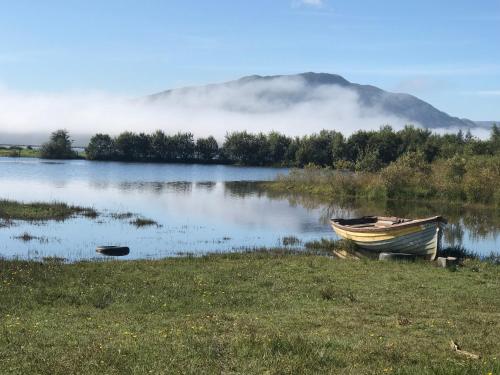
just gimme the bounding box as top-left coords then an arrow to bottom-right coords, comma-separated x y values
330,216 -> 446,260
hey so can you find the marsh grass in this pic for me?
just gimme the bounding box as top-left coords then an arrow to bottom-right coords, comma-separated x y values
304,238 -> 358,256
265,154 -> 500,207
0,200 -> 98,221
130,217 -> 160,227
110,212 -> 134,220
1,252 -> 498,374
12,232 -> 49,243
281,235 -> 301,246
109,212 -> 160,228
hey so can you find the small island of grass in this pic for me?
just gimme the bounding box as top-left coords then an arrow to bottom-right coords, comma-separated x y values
0,200 -> 98,222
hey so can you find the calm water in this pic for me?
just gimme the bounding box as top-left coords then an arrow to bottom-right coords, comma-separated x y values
0,157 -> 498,260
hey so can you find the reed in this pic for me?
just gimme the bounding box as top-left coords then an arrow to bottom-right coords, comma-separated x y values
266,154 -> 500,206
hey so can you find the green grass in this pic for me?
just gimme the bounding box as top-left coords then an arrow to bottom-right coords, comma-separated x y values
0,252 -> 498,374
0,148 -> 40,158
0,200 -> 98,221
0,148 -> 86,159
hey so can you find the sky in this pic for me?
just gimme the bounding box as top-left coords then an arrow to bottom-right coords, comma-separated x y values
0,0 -> 499,124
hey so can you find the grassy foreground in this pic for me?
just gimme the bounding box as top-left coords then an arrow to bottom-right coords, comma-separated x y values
0,252 -> 499,374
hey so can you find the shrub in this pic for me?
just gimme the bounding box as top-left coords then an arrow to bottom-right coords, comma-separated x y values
40,130 -> 77,159
381,151 -> 433,198
86,134 -> 116,160
463,156 -> 500,204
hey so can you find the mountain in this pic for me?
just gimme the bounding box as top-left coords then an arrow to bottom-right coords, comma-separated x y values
150,72 -> 477,129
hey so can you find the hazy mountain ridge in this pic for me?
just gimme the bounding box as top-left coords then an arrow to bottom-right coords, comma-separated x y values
0,73 -> 488,146
151,72 -> 477,129
475,121 -> 499,128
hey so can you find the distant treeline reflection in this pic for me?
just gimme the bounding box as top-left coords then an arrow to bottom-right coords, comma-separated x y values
223,181 -> 500,245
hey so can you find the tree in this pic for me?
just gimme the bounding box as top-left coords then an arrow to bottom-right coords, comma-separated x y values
366,125 -> 401,165
114,132 -> 139,161
398,125 -> 431,155
330,131 -> 347,165
150,130 -> 169,161
171,132 -> 195,161
222,131 -> 270,165
345,130 -> 373,162
196,136 -> 219,161
40,129 -> 77,159
134,133 -> 152,161
86,134 -> 115,160
267,132 -> 291,165
296,130 -> 338,166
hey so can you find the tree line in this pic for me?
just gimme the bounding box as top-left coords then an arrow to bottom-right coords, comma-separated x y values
40,125 -> 500,171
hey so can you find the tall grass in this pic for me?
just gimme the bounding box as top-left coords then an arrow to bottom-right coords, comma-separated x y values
268,154 -> 500,207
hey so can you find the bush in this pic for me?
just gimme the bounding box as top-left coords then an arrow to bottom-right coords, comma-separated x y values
355,150 -> 383,172
381,151 -> 433,198
40,130 -> 77,159
463,156 -> 500,204
86,134 -> 115,160
196,136 -> 219,161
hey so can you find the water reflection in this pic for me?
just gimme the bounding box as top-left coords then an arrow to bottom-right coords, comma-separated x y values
0,157 -> 498,260
114,181 -> 194,194
224,182 -> 500,253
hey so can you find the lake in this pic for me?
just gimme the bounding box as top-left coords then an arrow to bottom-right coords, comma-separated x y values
0,157 -> 498,260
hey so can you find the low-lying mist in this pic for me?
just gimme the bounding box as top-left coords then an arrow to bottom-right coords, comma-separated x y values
0,75 -> 459,146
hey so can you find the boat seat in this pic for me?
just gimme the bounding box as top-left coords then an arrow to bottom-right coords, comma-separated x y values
375,221 -> 395,227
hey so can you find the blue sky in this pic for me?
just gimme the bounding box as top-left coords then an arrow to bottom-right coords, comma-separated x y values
0,0 -> 499,120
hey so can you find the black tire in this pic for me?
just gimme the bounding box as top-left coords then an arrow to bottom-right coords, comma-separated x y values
96,246 -> 130,256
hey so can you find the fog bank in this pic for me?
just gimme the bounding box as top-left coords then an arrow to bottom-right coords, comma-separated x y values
0,75 -> 458,145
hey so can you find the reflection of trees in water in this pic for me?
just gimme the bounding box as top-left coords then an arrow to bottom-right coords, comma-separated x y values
223,181 -> 266,199
195,181 -> 216,191
109,181 -> 194,194
445,222 -> 464,246
223,182 -> 500,242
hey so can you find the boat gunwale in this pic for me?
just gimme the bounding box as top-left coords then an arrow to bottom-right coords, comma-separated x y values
330,215 -> 446,233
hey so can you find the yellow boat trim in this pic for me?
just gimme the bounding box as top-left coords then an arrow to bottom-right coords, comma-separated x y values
332,224 -> 426,242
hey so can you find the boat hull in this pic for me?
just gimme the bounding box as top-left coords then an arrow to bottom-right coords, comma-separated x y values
331,220 -> 444,260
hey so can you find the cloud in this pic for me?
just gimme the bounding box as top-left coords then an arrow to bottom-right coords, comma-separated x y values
300,0 -> 324,6
0,75 -> 419,145
292,0 -> 325,8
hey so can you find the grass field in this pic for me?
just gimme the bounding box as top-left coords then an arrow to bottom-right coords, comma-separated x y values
0,148 -> 86,159
0,251 -> 498,374
0,148 -> 40,158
